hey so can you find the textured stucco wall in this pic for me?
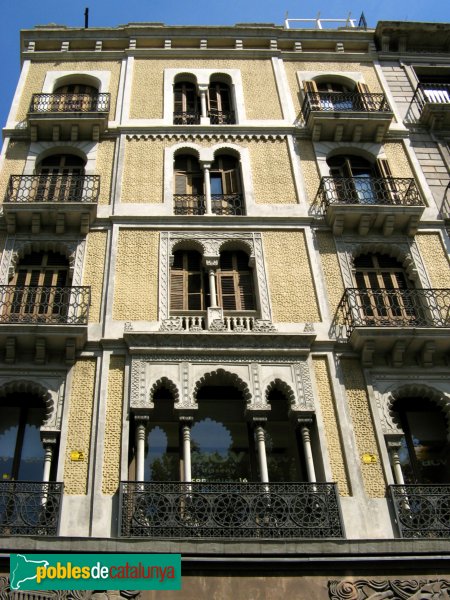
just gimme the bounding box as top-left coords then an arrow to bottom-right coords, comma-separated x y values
416,233 -> 450,288
248,139 -> 297,204
96,139 -> 116,205
82,230 -> 108,323
315,231 -> 345,317
63,358 -> 96,495
312,356 -> 350,497
340,358 -> 386,498
263,231 -> 320,323
102,355 -> 125,495
0,141 -> 29,199
121,139 -> 169,203
130,58 -> 282,120
284,60 -> 383,114
383,142 -> 413,178
297,139 -> 320,204
113,229 -> 159,320
16,60 -> 121,122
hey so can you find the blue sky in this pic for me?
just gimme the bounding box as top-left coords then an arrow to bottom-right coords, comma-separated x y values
1,0 -> 449,128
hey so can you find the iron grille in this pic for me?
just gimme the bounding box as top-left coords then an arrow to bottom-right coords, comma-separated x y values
316,176 -> 423,209
174,194 -> 206,215
208,110 -> 236,124
0,481 -> 63,536
389,484 -> 450,538
411,83 -> 450,115
6,175 -> 100,204
0,285 -> 90,325
119,481 -> 344,539
301,92 -> 391,122
338,288 -> 450,336
212,194 -> 245,215
173,111 -> 201,125
29,93 -> 110,114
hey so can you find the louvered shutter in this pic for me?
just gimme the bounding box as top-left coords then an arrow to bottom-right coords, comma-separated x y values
304,80 -> 320,110
175,173 -> 187,195
170,272 -> 185,311
355,81 -> 373,111
219,274 -> 237,310
237,273 -> 255,310
376,158 -> 398,203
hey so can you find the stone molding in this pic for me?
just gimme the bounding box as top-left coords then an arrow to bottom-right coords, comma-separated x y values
328,578 -> 450,599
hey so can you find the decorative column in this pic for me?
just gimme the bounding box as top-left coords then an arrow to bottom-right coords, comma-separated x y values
135,416 -> 149,482
253,419 -> 269,483
388,440 -> 405,485
298,417 -> 316,483
203,256 -> 223,328
198,84 -> 209,123
41,436 -> 57,483
200,161 -> 212,215
180,417 -> 193,482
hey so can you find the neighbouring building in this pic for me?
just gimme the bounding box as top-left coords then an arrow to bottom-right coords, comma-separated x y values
0,14 -> 449,600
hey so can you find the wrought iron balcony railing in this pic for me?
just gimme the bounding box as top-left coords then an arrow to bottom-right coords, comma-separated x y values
411,83 -> 450,115
119,481 -> 344,539
174,194 -> 245,216
6,174 -> 100,204
173,111 -> 201,125
208,110 -> 236,124
301,91 -> 391,121
316,177 -> 424,209
0,285 -> 90,325
338,288 -> 450,337
389,484 -> 450,539
0,481 -> 63,536
29,93 -> 110,114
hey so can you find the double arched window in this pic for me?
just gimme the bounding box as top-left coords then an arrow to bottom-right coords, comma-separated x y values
173,78 -> 235,125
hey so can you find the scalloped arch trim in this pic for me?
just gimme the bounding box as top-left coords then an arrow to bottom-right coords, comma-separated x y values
191,368 -> 252,405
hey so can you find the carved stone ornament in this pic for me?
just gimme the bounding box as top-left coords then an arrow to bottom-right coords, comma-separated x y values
159,317 -> 183,332
208,319 -> 228,332
253,319 -> 277,333
328,578 -> 450,600
0,578 -> 142,600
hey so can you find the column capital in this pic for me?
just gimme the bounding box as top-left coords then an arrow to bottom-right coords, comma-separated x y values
199,160 -> 212,170
198,83 -> 209,93
202,255 -> 219,269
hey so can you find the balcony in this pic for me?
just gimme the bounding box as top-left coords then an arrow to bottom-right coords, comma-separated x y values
174,194 -> 245,216
337,288 -> 450,366
161,314 -> 270,333
119,481 -> 344,539
0,481 -> 63,536
208,109 -> 236,125
28,93 -> 111,141
389,484 -> 450,539
316,176 -> 425,235
411,83 -> 450,130
4,174 -> 100,234
0,285 -> 91,363
173,111 -> 201,125
300,92 -> 393,142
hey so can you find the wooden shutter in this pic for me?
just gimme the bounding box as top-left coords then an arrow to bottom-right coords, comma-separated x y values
217,251 -> 255,312
208,86 -> 219,112
223,168 -> 239,194
170,272 -> 185,311
356,81 -> 374,111
303,80 -> 320,110
376,158 -> 398,203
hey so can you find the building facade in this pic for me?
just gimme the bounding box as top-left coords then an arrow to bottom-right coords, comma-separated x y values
0,16 -> 449,600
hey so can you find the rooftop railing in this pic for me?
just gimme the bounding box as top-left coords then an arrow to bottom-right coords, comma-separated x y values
6,174 -> 100,204
316,176 -> 424,210
0,285 -> 90,325
29,93 -> 110,114
0,481 -> 63,536
119,481 -> 344,539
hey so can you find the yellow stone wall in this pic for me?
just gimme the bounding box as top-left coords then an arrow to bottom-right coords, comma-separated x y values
96,139 -> 116,205
0,141 -> 29,199
416,233 -> 450,288
102,355 -> 125,495
263,230 -> 320,323
247,139 -> 297,204
113,229 -> 159,320
121,139 -> 169,203
340,358 -> 386,498
130,58 -> 282,120
383,142 -> 413,178
82,230 -> 108,323
315,232 -> 345,316
64,358 -> 97,495
284,60 -> 382,114
312,356 -> 350,496
297,139 -> 320,204
16,60 -> 122,122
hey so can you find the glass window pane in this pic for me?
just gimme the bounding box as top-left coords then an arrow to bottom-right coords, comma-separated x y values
17,408 -> 45,481
210,174 -> 223,195
145,424 -> 179,481
0,407 -> 20,480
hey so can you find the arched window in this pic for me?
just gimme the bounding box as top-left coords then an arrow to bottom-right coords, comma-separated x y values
353,253 -> 417,325
217,250 -> 256,312
170,250 -> 209,312
53,82 -> 98,112
208,81 -> 235,124
327,154 -> 393,205
393,397 -> 450,484
173,82 -> 200,124
304,78 -> 371,111
35,154 -> 86,203
173,154 -> 205,215
0,393 -> 49,481
7,251 -> 71,323
144,388 -> 179,482
210,154 -> 243,215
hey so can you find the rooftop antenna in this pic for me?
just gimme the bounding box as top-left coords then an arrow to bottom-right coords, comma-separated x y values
84,7 -> 89,29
